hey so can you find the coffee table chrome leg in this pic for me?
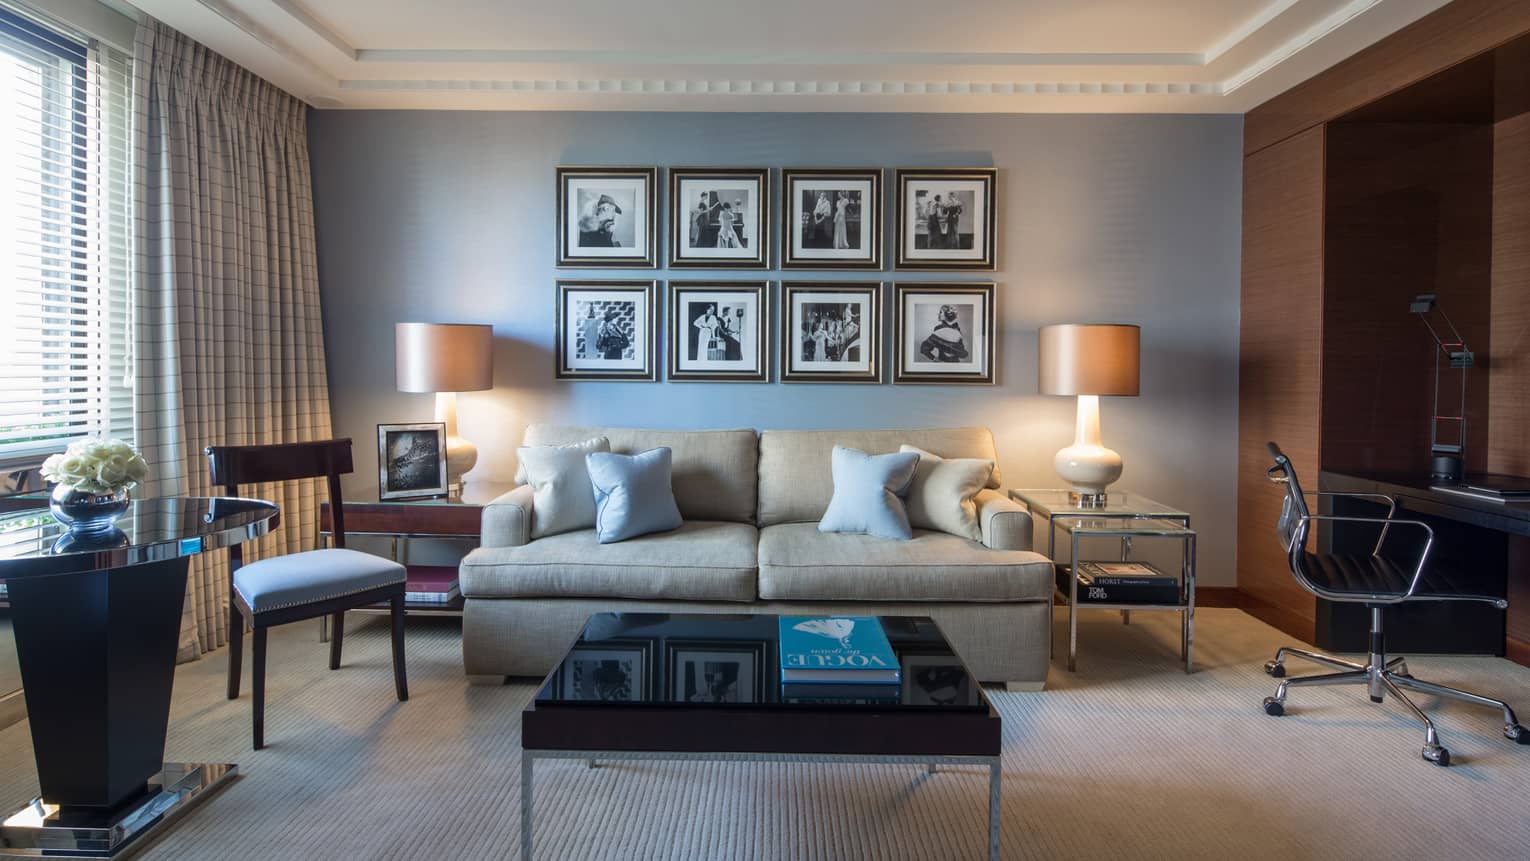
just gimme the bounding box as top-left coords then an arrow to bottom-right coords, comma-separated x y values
988,759 -> 1001,860
1068,531 -> 1080,671
521,750 -> 533,860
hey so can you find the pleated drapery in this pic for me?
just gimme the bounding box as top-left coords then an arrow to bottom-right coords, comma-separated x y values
133,18 -> 334,662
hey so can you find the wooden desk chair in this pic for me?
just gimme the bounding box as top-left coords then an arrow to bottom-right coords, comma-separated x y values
1261,442 -> 1526,766
206,439 -> 408,749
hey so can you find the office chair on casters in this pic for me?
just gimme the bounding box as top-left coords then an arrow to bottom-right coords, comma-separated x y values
1261,442 -> 1527,766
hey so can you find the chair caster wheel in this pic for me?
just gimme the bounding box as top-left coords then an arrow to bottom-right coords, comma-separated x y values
1263,697 -> 1284,716
1422,745 -> 1450,767
1264,661 -> 1285,678
1507,724 -> 1530,745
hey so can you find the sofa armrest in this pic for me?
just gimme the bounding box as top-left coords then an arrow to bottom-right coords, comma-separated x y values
481,485 -> 534,548
977,488 -> 1033,552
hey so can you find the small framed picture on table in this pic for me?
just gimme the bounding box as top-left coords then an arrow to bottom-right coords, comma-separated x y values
376,422 -> 448,500
668,281 -> 770,382
893,282 -> 996,384
556,166 -> 658,268
669,168 -> 770,269
555,279 -> 659,381
894,168 -> 998,271
780,168 -> 882,270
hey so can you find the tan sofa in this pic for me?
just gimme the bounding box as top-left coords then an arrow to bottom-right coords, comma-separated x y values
460,425 -> 1055,688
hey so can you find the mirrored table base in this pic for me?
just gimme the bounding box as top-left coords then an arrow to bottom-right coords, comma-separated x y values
0,763 -> 236,859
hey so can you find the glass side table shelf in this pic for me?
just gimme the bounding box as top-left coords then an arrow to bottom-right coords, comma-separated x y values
1009,489 -> 1197,674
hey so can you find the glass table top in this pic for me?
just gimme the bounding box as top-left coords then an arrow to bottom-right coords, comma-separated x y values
1059,517 -> 1196,537
535,613 -> 989,712
0,497 -> 279,578
1009,489 -> 1188,520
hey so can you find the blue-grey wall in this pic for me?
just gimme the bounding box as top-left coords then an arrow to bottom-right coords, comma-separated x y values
308,111 -> 1243,585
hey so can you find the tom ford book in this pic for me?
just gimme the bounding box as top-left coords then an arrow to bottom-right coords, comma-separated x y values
778,616 -> 901,684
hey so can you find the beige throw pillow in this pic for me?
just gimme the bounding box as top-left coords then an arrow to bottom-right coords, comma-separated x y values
899,444 -> 995,542
517,436 -> 611,538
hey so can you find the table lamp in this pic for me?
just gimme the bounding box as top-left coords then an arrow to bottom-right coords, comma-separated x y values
1038,323 -> 1141,508
395,322 -> 493,495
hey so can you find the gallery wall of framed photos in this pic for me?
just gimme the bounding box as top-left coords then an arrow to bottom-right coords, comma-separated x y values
553,165 -> 999,386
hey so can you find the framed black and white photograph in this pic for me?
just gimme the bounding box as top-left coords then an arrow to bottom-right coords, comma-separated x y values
901,653 -> 979,706
780,168 -> 882,270
555,166 -> 658,268
555,279 -> 658,381
669,168 -> 769,269
376,422 -> 448,500
667,281 -> 769,382
665,639 -> 768,704
893,282 -> 996,385
780,281 -> 882,383
895,168 -> 997,270
558,640 -> 654,702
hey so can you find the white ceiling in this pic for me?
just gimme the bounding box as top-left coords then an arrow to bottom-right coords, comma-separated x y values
111,0 -> 1451,111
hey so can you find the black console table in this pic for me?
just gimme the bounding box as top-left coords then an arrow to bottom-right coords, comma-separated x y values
0,496 -> 278,858
1318,470 -> 1530,660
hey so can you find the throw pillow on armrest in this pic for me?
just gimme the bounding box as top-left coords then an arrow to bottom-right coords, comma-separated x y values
818,445 -> 921,541
586,447 -> 684,544
516,436 -> 610,538
899,444 -> 994,542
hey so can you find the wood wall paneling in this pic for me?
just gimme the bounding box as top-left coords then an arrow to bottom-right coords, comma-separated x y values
1237,126 -> 1325,642
1489,112 -> 1530,476
1320,122 -> 1494,475
1245,0 -> 1530,155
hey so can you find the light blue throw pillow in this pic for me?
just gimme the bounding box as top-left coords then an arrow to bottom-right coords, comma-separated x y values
818,445 -> 921,541
585,447 -> 684,544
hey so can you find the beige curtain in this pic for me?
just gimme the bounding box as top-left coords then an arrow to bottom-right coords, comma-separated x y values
133,19 -> 333,662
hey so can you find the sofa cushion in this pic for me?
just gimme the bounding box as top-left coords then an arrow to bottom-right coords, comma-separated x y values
460,520 -> 758,602
900,444 -> 993,542
518,436 -> 610,538
817,446 -> 920,540
757,522 -> 1053,602
758,427 -> 1002,527
587,448 -> 683,543
521,425 -> 758,524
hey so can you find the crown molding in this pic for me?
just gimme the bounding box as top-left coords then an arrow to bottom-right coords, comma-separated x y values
1222,0 -> 1381,92
351,49 -> 1208,68
339,78 -> 1222,96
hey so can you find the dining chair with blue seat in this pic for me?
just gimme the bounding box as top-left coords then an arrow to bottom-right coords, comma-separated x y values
206,438 -> 408,749
1260,441 -> 1527,766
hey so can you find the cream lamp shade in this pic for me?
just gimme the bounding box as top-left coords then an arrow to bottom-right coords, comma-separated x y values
1038,323 -> 1140,397
1037,323 -> 1141,507
394,323 -> 494,493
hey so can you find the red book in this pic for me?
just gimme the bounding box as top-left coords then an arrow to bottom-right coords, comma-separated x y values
405,566 -> 459,602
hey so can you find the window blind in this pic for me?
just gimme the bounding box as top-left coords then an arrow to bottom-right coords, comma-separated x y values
0,5 -> 132,466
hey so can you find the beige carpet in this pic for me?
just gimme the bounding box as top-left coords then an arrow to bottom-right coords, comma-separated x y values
2,608 -> 1528,860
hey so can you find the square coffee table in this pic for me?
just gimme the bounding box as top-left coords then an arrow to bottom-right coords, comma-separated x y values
520,613 -> 1003,859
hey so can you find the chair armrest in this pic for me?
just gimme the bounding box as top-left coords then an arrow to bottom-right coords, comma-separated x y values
1305,490 -> 1398,517
977,488 -> 1033,551
481,485 -> 534,548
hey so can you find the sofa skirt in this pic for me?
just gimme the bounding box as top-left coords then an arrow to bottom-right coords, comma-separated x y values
463,596 -> 1051,687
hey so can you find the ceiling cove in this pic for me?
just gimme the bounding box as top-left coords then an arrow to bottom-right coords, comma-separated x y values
120,0 -> 1451,111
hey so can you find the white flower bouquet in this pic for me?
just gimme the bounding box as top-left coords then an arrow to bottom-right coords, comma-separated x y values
41,438 -> 149,495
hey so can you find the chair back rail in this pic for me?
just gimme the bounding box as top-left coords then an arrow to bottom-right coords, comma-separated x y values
204,439 -> 353,558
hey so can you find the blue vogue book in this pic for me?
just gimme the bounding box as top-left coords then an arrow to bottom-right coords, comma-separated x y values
778,616 -> 901,684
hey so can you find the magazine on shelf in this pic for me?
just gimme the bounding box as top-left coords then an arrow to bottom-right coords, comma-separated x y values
778,616 -> 901,684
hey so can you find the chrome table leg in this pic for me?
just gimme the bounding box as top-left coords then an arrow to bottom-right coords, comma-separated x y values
521,750 -> 533,860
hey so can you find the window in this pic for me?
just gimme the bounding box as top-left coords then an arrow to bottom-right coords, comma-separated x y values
0,6 -> 131,466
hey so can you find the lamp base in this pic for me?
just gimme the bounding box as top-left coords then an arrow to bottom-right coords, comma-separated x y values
1429,453 -> 1463,482
444,435 -> 478,497
1068,490 -> 1110,509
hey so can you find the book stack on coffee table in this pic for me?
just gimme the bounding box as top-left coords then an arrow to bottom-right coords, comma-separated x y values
778,616 -> 901,703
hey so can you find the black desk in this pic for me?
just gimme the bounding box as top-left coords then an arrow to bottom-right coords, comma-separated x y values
1319,470 -> 1530,659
